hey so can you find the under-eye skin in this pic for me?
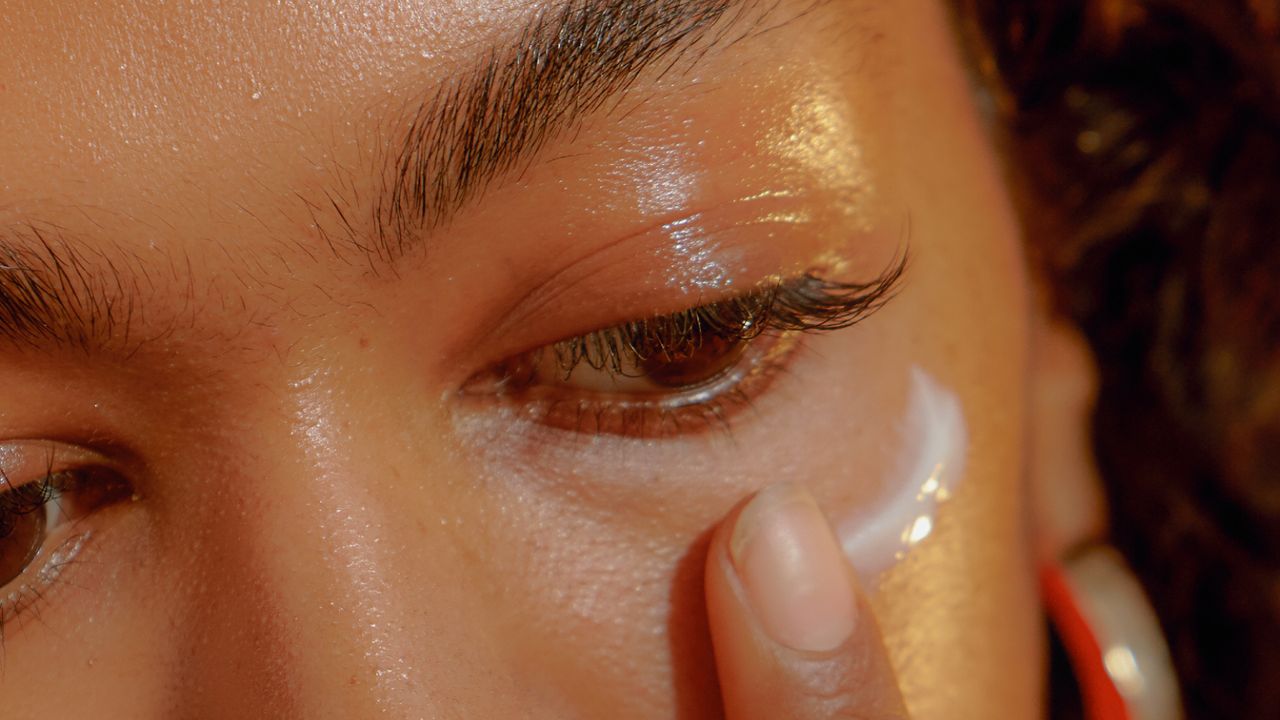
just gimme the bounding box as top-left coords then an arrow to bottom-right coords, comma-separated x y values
464,261 -> 906,438
0,454 -> 133,636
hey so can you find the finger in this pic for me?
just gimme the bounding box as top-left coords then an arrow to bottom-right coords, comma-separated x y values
705,482 -> 911,720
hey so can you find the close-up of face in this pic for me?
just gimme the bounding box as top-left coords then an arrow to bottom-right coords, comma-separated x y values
0,0 -> 1052,717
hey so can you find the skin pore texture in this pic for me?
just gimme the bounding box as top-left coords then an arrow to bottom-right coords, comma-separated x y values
0,0 -> 1036,718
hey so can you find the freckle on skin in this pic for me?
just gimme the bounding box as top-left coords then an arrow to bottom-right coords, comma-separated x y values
359,336 -> 370,349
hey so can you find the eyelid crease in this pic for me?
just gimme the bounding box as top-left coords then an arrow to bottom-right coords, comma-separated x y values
0,440 -> 105,491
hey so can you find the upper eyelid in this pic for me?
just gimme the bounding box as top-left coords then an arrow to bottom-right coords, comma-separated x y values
0,441 -> 92,487
545,259 -> 908,376
587,260 -> 907,338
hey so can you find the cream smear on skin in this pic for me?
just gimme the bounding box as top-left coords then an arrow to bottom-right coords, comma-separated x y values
837,366 -> 968,583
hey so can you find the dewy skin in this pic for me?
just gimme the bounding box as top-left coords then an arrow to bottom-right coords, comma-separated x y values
837,366 -> 968,583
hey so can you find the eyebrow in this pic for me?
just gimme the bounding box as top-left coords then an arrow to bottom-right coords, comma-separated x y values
0,225 -> 144,353
370,0 -> 779,260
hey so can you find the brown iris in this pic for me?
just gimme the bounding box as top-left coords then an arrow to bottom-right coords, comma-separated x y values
640,334 -> 748,388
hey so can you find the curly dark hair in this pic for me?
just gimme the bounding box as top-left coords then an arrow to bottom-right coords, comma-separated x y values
957,1 -> 1280,717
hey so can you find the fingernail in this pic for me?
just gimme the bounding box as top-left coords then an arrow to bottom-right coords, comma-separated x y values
729,482 -> 857,652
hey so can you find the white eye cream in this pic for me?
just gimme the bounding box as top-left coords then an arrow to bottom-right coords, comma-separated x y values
836,366 -> 968,583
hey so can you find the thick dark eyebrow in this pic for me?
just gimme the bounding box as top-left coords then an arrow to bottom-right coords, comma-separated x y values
371,0 -> 784,260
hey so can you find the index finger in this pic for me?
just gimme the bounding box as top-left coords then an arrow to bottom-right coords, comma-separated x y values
705,482 -> 911,720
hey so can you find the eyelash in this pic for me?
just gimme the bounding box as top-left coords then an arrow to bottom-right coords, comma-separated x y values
556,268 -> 902,374
471,260 -> 906,437
0,472 -> 73,631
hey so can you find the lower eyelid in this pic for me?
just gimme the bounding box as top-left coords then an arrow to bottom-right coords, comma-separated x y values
0,529 -> 95,636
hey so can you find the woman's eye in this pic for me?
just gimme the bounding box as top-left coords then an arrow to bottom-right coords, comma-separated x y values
463,267 -> 906,438
535,329 -> 751,394
0,466 -> 132,601
470,328 -> 784,437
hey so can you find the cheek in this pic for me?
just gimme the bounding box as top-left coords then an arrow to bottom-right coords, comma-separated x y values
464,487 -> 724,718
861,0 -> 1039,716
445,303 -> 947,717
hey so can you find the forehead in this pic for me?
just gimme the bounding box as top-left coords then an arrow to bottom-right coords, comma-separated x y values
0,1 -> 517,232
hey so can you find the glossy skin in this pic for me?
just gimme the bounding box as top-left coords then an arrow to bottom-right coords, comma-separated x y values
0,0 -> 1037,717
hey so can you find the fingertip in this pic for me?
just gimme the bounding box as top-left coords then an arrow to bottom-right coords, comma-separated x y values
705,483 -> 912,720
726,482 -> 858,652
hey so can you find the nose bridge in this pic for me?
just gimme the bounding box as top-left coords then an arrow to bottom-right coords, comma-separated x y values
169,374 -> 487,719
286,385 -> 416,712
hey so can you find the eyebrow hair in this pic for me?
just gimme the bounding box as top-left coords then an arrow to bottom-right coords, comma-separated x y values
0,225 -> 145,352
372,0 -> 778,260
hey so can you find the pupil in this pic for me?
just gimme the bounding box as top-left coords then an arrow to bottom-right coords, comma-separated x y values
642,334 -> 746,388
